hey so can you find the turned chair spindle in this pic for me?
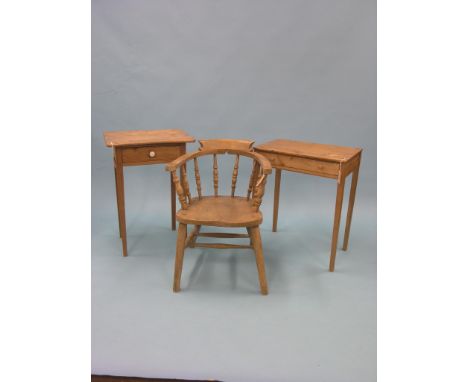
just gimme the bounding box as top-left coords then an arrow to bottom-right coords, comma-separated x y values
252,174 -> 267,211
193,157 -> 202,199
213,154 -> 219,196
231,154 -> 240,196
247,160 -> 260,200
180,164 -> 192,204
171,171 -> 188,210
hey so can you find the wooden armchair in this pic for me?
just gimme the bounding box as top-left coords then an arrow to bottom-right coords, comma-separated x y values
165,139 -> 272,295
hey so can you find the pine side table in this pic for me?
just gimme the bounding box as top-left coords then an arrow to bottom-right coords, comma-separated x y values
103,129 -> 195,257
255,139 -> 362,271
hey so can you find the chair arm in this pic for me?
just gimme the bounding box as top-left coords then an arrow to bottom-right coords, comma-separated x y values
165,152 -> 198,172
249,152 -> 272,175
166,150 -> 272,174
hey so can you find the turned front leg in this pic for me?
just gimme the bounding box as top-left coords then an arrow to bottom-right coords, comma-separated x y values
173,223 -> 187,292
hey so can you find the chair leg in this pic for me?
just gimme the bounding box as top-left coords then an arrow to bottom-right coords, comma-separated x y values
246,227 -> 253,245
250,226 -> 268,295
189,225 -> 201,248
173,223 -> 187,292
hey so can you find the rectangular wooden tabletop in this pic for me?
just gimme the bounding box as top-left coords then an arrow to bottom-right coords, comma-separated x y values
104,129 -> 195,148
255,139 -> 362,163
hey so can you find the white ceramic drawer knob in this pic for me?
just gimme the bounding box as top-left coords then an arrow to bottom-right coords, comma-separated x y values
149,151 -> 156,158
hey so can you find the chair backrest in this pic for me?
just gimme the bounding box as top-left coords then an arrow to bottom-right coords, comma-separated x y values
166,139 -> 272,211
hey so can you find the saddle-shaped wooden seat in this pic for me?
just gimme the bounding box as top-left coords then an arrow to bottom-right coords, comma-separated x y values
176,196 -> 263,227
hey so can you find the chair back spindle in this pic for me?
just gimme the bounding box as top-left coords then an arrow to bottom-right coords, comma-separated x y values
252,174 -> 267,211
213,154 -> 219,196
247,160 -> 260,200
171,171 -> 188,209
193,157 -> 202,199
231,154 -> 240,196
181,164 -> 192,204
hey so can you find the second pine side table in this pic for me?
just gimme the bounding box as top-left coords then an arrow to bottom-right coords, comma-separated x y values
255,139 -> 362,271
104,129 -> 195,256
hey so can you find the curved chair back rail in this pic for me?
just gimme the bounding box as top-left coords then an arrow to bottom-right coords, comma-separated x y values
166,141 -> 272,211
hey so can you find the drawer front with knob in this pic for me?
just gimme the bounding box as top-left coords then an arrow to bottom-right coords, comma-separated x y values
121,144 -> 184,166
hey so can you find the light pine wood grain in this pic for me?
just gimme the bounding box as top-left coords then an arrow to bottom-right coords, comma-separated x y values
166,139 -> 271,294
114,165 -> 123,238
166,148 -> 271,174
170,173 -> 176,231
329,173 -> 346,272
181,164 -> 192,204
255,140 -> 362,272
250,226 -> 268,295
193,157 -> 202,199
199,139 -> 254,151
121,144 -> 184,166
272,169 -> 282,232
104,129 -> 194,147
171,171 -> 188,210
105,130 -> 193,256
343,156 -> 361,250
173,223 -> 187,292
185,225 -> 200,248
259,152 -> 340,178
213,154 -> 219,196
113,149 -> 128,257
176,196 -> 263,227
247,160 -> 260,200
193,243 -> 252,249
231,154 -> 240,196
255,139 -> 361,163
252,174 -> 267,211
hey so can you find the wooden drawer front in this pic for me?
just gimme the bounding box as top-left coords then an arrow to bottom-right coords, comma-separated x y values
121,145 -> 183,166
261,152 -> 340,178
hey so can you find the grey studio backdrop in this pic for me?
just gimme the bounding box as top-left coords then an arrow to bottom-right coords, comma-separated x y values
92,1 -> 376,381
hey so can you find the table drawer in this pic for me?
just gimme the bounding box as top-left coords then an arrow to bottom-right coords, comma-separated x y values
260,152 -> 340,178
121,144 -> 184,166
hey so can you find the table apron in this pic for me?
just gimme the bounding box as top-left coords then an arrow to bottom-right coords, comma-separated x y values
256,152 -> 340,179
